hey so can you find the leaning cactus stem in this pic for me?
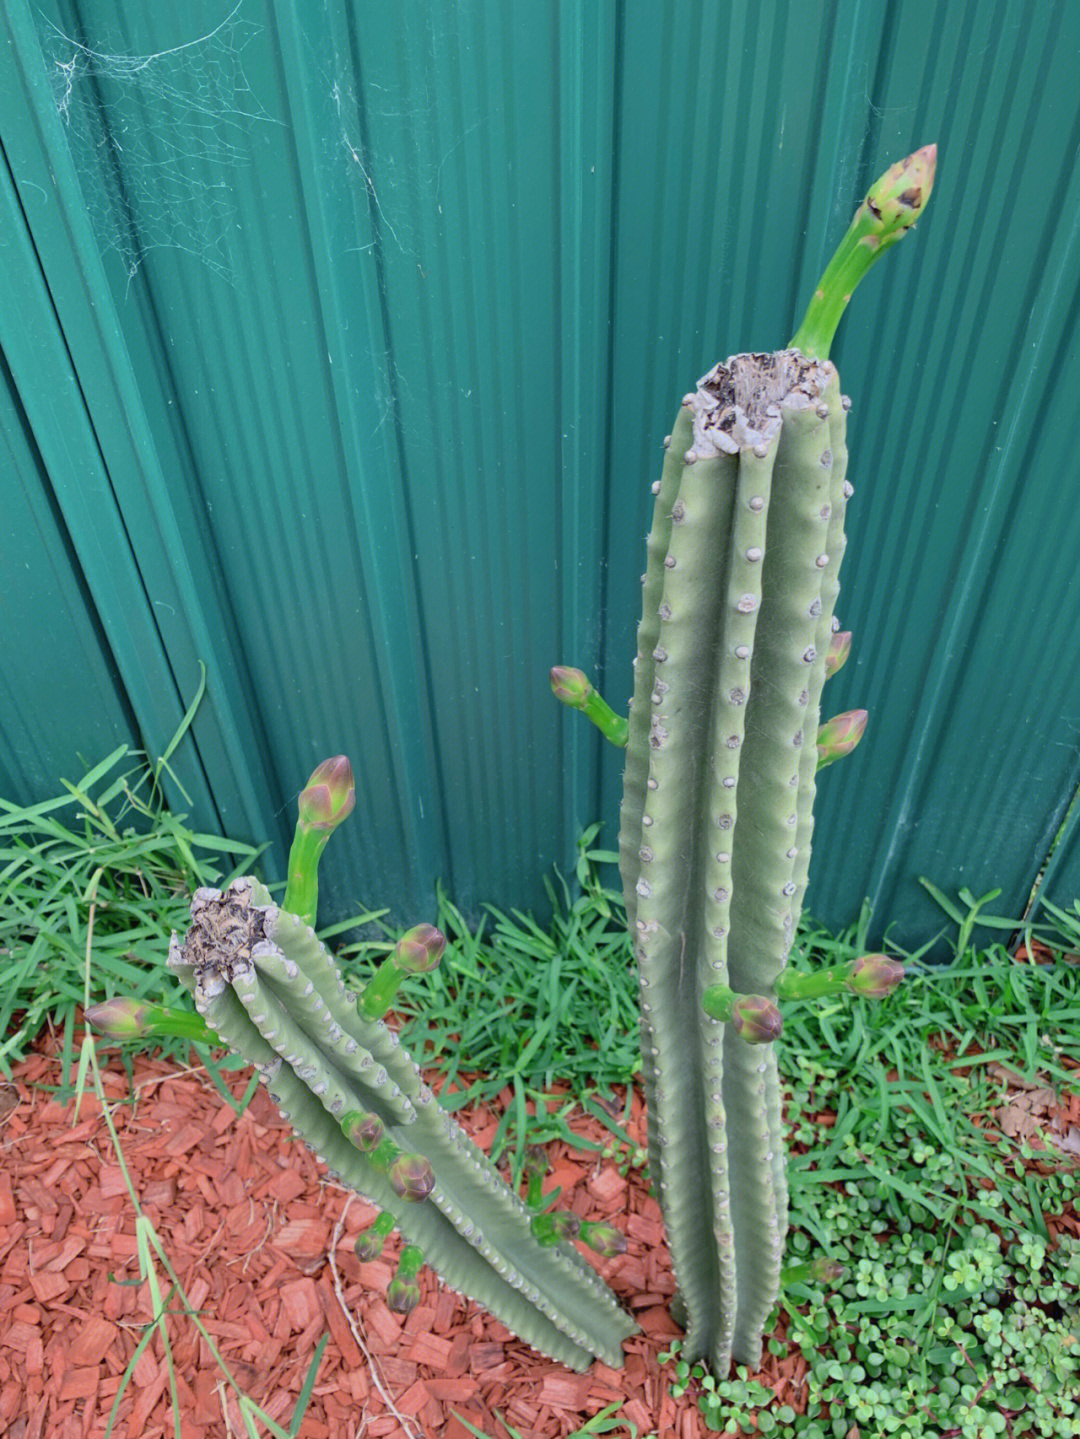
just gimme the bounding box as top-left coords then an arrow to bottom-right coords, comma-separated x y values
775,955 -> 904,1002
174,876 -> 635,1370
85,998 -> 222,1046
284,756 -> 356,926
550,666 -> 629,748
789,144 -> 937,359
816,709 -> 868,769
824,630 -> 852,678
356,923 -> 446,1021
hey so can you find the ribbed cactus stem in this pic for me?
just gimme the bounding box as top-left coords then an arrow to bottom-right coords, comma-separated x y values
621,352 -> 851,1373
173,878 -> 635,1371
789,145 -> 938,360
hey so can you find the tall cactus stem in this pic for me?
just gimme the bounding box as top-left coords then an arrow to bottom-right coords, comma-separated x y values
623,353 -> 851,1372
789,145 -> 937,360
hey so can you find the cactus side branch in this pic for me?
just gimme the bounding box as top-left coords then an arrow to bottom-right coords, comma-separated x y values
789,145 -> 937,360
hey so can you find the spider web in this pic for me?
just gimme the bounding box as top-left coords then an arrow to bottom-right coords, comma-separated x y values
38,3 -> 277,286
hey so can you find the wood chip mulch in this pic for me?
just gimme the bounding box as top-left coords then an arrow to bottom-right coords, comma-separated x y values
0,1032 -> 810,1439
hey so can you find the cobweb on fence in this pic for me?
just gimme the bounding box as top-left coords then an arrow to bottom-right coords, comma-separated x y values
38,2 -> 278,287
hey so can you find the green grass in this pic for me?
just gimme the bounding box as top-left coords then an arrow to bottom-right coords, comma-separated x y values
4,744 -> 1080,1436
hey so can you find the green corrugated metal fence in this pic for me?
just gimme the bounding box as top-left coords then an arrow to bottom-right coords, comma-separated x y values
3,0 -> 1080,944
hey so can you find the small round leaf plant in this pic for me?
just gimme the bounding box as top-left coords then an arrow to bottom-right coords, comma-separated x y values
91,144 -> 935,1378
552,144 -> 935,1373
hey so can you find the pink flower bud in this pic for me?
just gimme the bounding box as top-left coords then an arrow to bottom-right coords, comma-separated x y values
549,666 -> 592,708
297,756 -> 356,831
394,924 -> 446,974
732,995 -> 783,1044
84,998 -> 151,1038
816,709 -> 867,769
580,1222 -> 626,1257
388,1153 -> 435,1202
848,954 -> 905,999
343,1110 -> 385,1151
386,1277 -> 421,1314
825,631 -> 852,678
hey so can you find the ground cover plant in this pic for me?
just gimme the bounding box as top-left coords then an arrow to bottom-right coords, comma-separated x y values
3,748 -> 1080,1433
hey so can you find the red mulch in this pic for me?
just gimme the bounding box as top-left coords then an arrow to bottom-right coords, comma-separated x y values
0,1029 -> 809,1439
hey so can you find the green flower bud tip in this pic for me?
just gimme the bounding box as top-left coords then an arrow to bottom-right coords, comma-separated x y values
342,1109 -> 385,1152
848,954 -> 905,999
817,709 -> 868,769
732,995 -> 783,1045
84,998 -> 152,1038
386,1277 -> 422,1314
388,1153 -> 436,1202
394,923 -> 446,974
297,755 -> 356,831
860,143 -> 937,245
825,631 -> 852,678
580,1222 -> 626,1257
549,666 -> 592,708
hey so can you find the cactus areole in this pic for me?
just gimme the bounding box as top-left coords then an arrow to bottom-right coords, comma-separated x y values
611,147 -> 934,1373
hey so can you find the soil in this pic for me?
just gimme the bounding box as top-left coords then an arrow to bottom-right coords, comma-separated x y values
3,979 -> 1078,1439
0,1028 -> 810,1439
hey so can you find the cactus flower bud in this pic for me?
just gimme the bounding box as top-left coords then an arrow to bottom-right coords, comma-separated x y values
530,1210 -> 581,1246
810,1258 -> 847,1283
394,923 -> 446,974
816,709 -> 867,770
85,998 -> 152,1038
847,954 -> 905,999
354,1230 -> 385,1261
549,666 -> 592,708
579,1222 -> 627,1257
297,756 -> 356,831
789,144 -> 938,359
85,998 -> 220,1044
354,1210 -> 395,1261
861,143 -> 937,239
386,1276 -> 422,1314
825,631 -> 852,678
342,1109 -> 386,1152
388,1153 -> 435,1202
732,995 -> 783,1045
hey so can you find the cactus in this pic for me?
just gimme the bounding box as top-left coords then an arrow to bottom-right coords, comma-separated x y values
156,759 -> 636,1373
607,146 -> 936,1373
